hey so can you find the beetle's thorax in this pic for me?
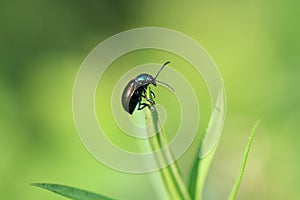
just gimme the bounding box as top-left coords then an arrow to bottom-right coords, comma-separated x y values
135,73 -> 156,86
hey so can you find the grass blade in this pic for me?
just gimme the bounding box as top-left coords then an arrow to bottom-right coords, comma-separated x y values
146,87 -> 191,200
187,155 -> 199,198
228,120 -> 260,200
31,183 -> 115,200
188,141 -> 219,200
188,89 -> 226,200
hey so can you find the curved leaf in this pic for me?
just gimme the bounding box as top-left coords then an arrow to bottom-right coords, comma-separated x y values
228,120 -> 260,200
188,89 -> 226,199
31,183 -> 115,200
146,87 -> 191,200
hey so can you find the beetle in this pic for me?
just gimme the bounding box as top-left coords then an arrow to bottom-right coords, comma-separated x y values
121,61 -> 174,115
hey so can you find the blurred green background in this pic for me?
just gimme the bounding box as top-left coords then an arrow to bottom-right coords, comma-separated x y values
1,0 -> 299,199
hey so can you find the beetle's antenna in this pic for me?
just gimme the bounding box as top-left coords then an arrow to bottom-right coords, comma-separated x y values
155,61 -> 170,79
156,80 -> 175,92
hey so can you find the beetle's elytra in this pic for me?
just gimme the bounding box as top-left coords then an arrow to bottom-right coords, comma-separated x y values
121,61 -> 174,115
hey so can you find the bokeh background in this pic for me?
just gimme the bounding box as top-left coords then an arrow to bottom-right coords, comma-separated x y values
1,0 -> 299,199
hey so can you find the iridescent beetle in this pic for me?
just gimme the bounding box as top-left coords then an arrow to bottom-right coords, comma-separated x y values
121,61 -> 174,114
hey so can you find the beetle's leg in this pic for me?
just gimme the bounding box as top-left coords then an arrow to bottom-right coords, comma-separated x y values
137,102 -> 150,110
150,90 -> 155,98
141,94 -> 154,104
142,87 -> 155,98
136,97 -> 142,109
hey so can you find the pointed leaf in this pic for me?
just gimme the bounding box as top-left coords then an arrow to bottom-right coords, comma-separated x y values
31,183 -> 115,200
228,120 -> 260,200
188,89 -> 225,199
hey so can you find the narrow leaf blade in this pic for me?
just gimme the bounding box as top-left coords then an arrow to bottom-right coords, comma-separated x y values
146,87 -> 191,200
188,89 -> 226,200
187,156 -> 200,198
31,183 -> 115,200
228,120 -> 260,200
188,142 -> 219,200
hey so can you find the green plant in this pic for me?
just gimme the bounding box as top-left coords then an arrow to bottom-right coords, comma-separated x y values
32,87 -> 260,200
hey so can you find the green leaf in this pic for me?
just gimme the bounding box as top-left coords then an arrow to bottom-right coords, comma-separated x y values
188,140 -> 218,199
145,87 -> 191,200
31,183 -> 115,200
228,120 -> 260,200
187,155 -> 199,199
188,89 -> 225,200
188,141 -> 219,200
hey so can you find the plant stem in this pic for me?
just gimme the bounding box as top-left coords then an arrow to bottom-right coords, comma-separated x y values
145,87 -> 191,200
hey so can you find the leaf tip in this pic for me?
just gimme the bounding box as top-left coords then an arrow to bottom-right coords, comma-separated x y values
30,182 -> 45,187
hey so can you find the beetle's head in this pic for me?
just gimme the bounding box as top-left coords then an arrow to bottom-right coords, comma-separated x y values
145,74 -> 156,86
149,75 -> 157,86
